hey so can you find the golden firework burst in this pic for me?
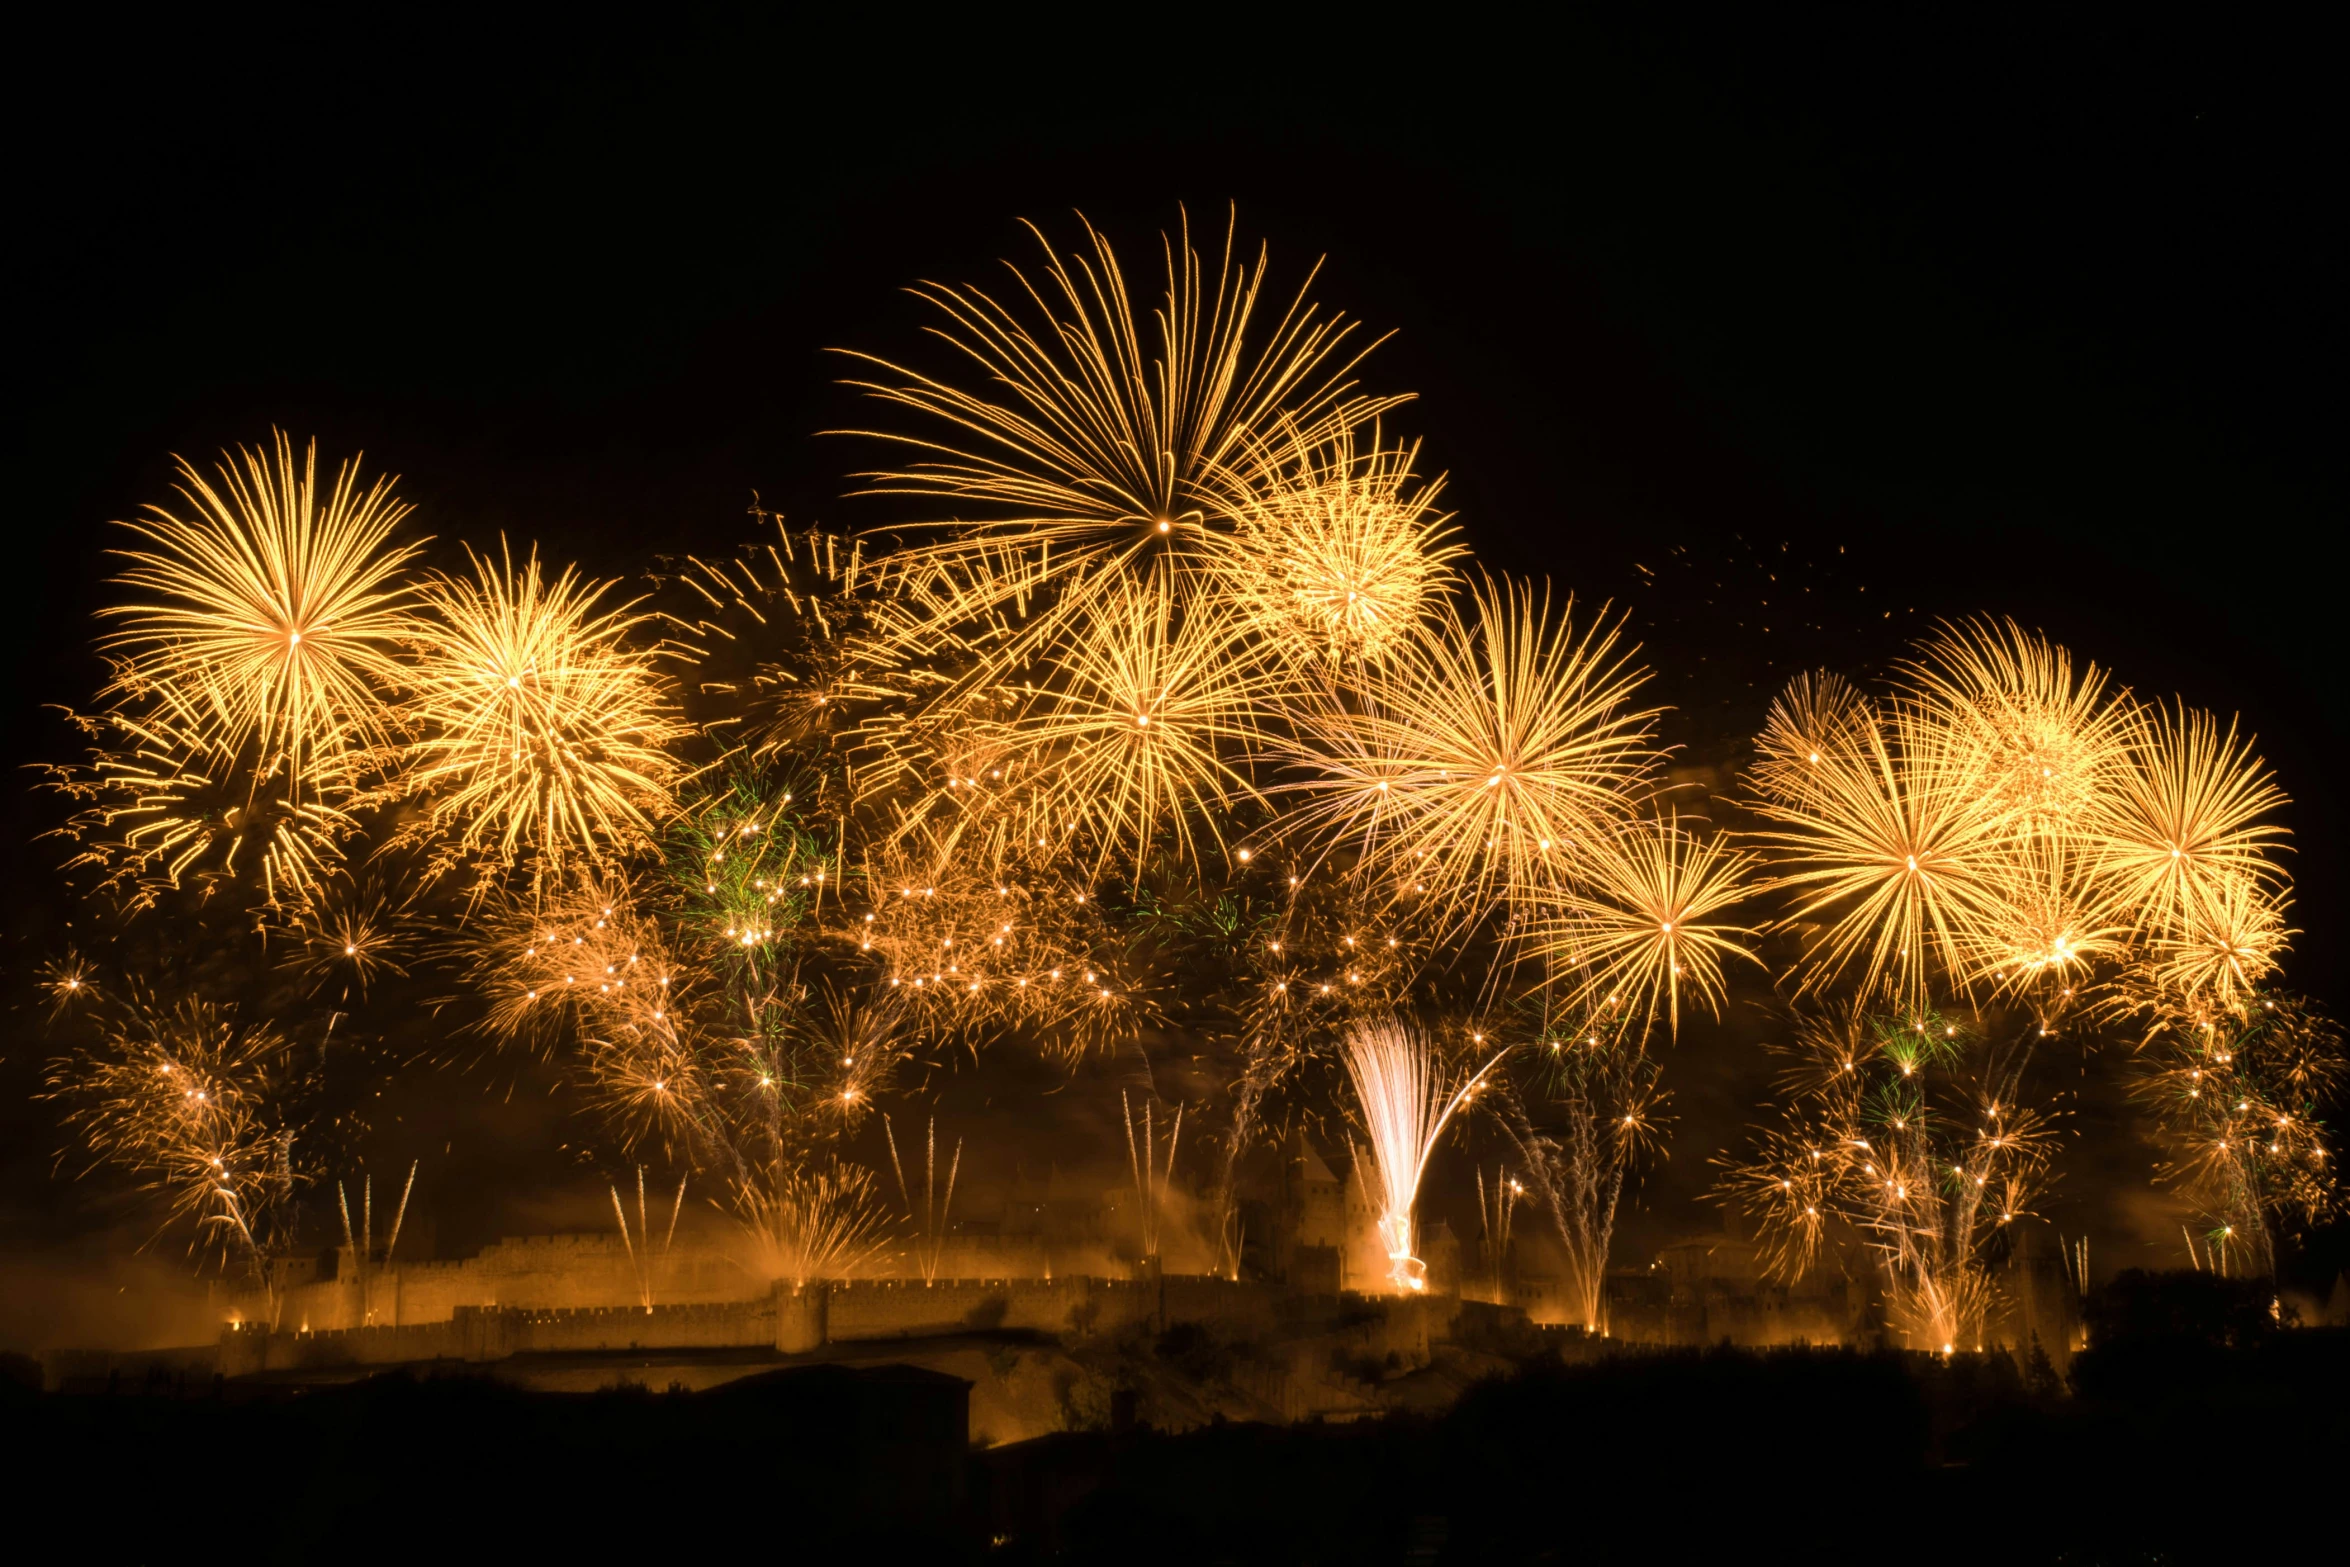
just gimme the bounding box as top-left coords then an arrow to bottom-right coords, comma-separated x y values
100,431 -> 422,796
1211,421 -> 1464,667
838,210 -> 1404,591
1961,833 -> 2128,1001
295,890 -> 412,999
54,687 -> 355,907
399,543 -> 688,874
46,994 -> 300,1266
1534,812 -> 1759,1036
1903,617 -> 2129,831
1751,669 -> 1872,810
1750,699 -> 2015,1008
1283,576 -> 1658,926
2089,701 -> 2289,938
662,514 -> 897,763
969,570 -> 1268,871
2147,872 -> 2293,1010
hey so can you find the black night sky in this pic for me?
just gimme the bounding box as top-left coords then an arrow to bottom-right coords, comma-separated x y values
4,15 -> 2342,1331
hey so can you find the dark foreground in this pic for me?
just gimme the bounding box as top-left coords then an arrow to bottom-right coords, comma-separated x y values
6,1294 -> 2344,1564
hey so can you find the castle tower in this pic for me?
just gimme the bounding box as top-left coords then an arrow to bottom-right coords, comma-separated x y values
1424,1220 -> 1462,1297
1278,1134 -> 1345,1293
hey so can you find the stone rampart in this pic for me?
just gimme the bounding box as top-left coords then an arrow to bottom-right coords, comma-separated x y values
215,1298 -> 779,1375
254,1235 -> 765,1334
193,1272 -> 1284,1378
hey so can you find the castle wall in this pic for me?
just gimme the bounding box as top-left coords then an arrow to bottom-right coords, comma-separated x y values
217,1298 -> 784,1375
252,1235 -> 764,1334
202,1271 -> 1288,1379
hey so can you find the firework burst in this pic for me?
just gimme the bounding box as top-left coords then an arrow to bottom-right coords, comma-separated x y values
1750,669 -> 1870,809
294,890 -> 413,1000
661,512 -> 894,762
2133,993 -> 2339,1275
52,692 -> 356,906
1284,577 -> 1659,929
1749,697 -> 2016,1009
1731,1008 -> 2054,1351
2089,702 -> 2289,942
838,209 -> 1403,599
1531,812 -> 1759,1037
46,993 -> 308,1289
963,570 -> 1269,871
2145,872 -> 2294,1014
1903,617 -> 2128,832
99,431 -> 422,798
399,543 -> 688,876
1211,421 -> 1463,667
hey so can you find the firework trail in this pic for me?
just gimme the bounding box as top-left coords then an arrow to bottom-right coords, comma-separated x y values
1505,1028 -> 1669,1331
1122,1092 -> 1185,1262
1731,1008 -> 2053,1352
611,1166 -> 687,1311
337,1161 -> 417,1326
884,1115 -> 963,1283
736,1159 -> 890,1285
2133,993 -> 2339,1277
1474,1165 -> 1521,1304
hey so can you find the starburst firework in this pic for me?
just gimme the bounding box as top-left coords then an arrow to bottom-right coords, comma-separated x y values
400,543 -> 687,874
968,570 -> 1268,870
1285,577 -> 1658,928
2146,872 -> 2293,1010
838,210 -> 1403,601
2090,702 -> 2289,940
99,431 -> 422,796
1750,697 -> 2015,1008
1534,813 -> 1759,1036
1751,669 -> 1870,809
1212,422 -> 1463,667
1904,617 -> 2128,831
